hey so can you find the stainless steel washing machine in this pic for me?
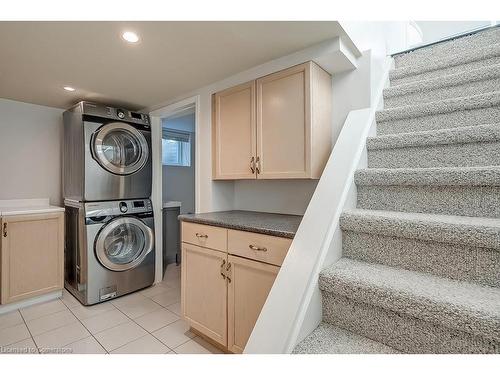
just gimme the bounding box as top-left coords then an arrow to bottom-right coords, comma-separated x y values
64,199 -> 155,305
63,101 -> 152,202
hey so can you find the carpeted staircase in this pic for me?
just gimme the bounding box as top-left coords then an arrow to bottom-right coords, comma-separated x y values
294,26 -> 500,354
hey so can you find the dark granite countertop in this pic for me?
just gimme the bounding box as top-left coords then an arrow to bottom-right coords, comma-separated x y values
178,210 -> 303,239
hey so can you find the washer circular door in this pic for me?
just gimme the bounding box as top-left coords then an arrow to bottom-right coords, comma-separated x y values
95,217 -> 154,272
93,122 -> 149,175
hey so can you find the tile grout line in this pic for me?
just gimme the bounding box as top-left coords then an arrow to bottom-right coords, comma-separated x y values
103,302 -> 150,353
108,294 -> 181,353
17,308 -> 40,354
61,296 -> 110,354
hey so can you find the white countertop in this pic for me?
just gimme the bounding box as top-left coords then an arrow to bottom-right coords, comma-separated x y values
163,201 -> 182,208
0,198 -> 65,216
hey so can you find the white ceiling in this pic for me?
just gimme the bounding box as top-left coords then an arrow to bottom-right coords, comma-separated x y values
0,21 -> 346,110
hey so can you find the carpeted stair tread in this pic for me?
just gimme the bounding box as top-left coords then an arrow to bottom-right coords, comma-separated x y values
390,43 -> 500,85
355,166 -> 500,186
376,91 -> 500,123
292,322 -> 400,354
394,27 -> 500,68
319,258 -> 500,341
367,123 -> 500,150
340,208 -> 500,250
385,63 -> 500,100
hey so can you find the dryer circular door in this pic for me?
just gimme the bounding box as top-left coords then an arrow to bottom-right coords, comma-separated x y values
93,122 -> 149,175
95,217 -> 154,272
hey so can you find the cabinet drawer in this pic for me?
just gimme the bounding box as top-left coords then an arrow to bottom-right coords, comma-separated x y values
182,222 -> 227,252
227,229 -> 292,266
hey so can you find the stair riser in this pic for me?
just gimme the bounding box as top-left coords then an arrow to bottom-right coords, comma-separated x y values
357,185 -> 500,218
368,141 -> 500,168
342,230 -> 500,288
394,28 -> 500,68
377,106 -> 500,135
384,78 -> 500,108
322,293 -> 499,354
391,55 -> 500,86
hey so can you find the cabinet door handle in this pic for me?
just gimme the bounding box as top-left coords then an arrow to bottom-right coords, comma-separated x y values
2,223 -> 7,238
255,157 -> 261,174
220,259 -> 226,280
195,233 -> 208,239
250,156 -> 255,174
226,262 -> 232,283
249,244 -> 267,252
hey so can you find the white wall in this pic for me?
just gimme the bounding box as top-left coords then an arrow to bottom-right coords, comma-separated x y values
0,99 -> 63,205
233,180 -> 317,215
416,21 -> 492,44
162,113 -> 196,214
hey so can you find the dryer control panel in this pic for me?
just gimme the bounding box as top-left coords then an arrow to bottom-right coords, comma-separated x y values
76,101 -> 150,127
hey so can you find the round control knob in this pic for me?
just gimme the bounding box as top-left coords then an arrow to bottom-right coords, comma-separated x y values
117,109 -> 126,119
119,202 -> 128,213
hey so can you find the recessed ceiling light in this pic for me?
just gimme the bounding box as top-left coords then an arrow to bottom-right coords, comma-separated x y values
63,86 -> 75,92
122,31 -> 139,43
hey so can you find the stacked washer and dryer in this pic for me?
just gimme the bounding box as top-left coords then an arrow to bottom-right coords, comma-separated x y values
63,102 -> 155,305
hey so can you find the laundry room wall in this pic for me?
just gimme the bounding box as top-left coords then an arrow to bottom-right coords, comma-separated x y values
0,98 -> 64,205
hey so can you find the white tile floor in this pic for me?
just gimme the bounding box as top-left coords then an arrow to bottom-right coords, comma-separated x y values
0,264 -> 223,354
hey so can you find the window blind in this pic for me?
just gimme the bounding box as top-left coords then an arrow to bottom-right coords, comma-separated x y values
162,129 -> 191,143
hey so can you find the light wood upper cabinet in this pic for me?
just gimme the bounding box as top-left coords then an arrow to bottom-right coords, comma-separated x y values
256,63 -> 309,178
212,81 -> 256,179
181,243 -> 228,346
212,61 -> 332,180
227,255 -> 279,353
1,212 -> 64,304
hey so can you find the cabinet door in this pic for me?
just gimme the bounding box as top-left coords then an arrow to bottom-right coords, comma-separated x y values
1,212 -> 64,304
227,255 -> 279,353
181,243 -> 228,345
212,81 -> 257,179
256,63 -> 311,179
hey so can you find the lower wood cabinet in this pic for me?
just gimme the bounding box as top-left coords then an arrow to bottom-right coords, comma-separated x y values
227,255 -> 279,353
1,212 -> 64,304
181,222 -> 290,353
181,243 -> 227,346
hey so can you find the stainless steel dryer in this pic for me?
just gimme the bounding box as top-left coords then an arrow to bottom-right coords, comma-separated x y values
64,199 -> 155,305
63,101 -> 152,202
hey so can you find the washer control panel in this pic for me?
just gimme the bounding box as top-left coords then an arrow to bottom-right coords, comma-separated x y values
119,201 -> 128,213
85,199 -> 153,218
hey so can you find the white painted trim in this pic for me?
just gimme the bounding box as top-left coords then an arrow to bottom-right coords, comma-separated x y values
150,95 -> 200,283
0,290 -> 62,315
244,57 -> 393,354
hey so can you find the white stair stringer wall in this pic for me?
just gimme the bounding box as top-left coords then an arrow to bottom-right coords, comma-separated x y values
244,57 -> 394,354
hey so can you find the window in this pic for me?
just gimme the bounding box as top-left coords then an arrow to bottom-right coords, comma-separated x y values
162,129 -> 191,166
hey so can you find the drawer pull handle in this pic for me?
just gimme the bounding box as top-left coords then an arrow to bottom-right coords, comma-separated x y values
249,244 -> 267,252
3,223 -> 7,238
250,156 -> 255,174
195,233 -> 208,239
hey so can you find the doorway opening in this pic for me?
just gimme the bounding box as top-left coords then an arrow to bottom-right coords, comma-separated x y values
150,96 -> 199,283
160,104 -> 196,275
